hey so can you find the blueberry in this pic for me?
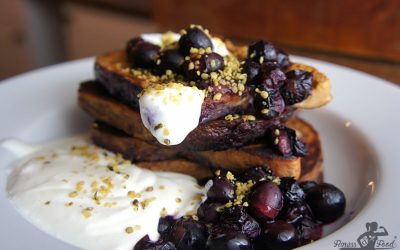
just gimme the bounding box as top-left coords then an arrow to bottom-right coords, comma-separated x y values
207,232 -> 251,250
218,205 -> 261,239
280,70 -> 313,105
242,59 -> 260,85
134,235 -> 176,250
305,183 -> 346,223
170,218 -> 208,250
276,48 -> 290,69
253,62 -> 287,118
126,37 -> 144,55
248,40 -> 278,64
266,125 -> 307,157
158,216 -> 176,236
207,177 -> 236,203
183,52 -> 224,80
254,87 -> 286,118
255,221 -> 299,250
179,27 -> 213,55
284,203 -> 310,224
239,166 -> 273,183
259,62 -> 287,89
204,52 -> 224,72
156,49 -> 184,74
249,181 -> 283,220
279,177 -> 305,205
299,181 -> 318,194
197,200 -> 222,223
296,217 -> 322,244
127,41 -> 160,68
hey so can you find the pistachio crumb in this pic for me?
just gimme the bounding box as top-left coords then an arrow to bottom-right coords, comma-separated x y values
65,202 -> 73,207
260,91 -> 269,99
69,191 -> 78,198
213,93 -> 222,101
160,207 -> 168,217
125,227 -> 133,234
154,123 -> 163,130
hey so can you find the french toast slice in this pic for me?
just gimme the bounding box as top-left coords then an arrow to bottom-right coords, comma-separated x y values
94,46 -> 331,122
79,81 -> 296,151
91,122 -> 179,161
95,51 -> 253,123
90,117 -> 322,181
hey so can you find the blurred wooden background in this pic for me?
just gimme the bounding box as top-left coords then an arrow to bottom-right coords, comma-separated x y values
154,0 -> 400,62
1,0 -> 399,85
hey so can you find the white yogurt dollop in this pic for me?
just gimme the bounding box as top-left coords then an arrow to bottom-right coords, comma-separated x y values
139,83 -> 205,146
141,32 -> 230,57
5,137 -> 203,250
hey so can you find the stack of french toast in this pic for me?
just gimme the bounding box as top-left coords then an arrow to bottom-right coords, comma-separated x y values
78,25 -> 332,182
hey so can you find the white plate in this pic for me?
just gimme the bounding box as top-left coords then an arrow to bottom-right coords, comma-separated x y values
0,57 -> 399,249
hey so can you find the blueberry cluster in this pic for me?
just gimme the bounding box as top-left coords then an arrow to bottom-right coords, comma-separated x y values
126,26 -> 224,83
242,40 -> 313,118
133,167 -> 346,250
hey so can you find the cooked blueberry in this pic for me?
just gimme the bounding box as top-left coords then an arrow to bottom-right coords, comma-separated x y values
158,216 -> 176,236
204,52 -> 224,72
197,201 -> 222,223
207,177 -> 236,203
157,49 -> 184,73
126,37 -> 144,55
249,181 -> 283,220
134,235 -> 176,250
183,52 -> 223,80
179,27 -> 213,55
254,88 -> 285,118
248,40 -> 277,63
280,70 -> 313,105
273,127 -> 292,156
255,221 -> 299,250
183,56 -> 206,80
218,205 -> 261,239
207,232 -> 251,250
284,204 -> 310,224
296,217 -> 322,244
292,135 -> 307,156
242,59 -> 260,85
299,181 -> 318,193
276,48 -> 290,69
260,62 -> 287,89
127,41 -> 160,68
239,166 -> 273,183
305,183 -> 346,223
170,218 -> 208,250
279,177 -> 305,205
266,125 -> 307,157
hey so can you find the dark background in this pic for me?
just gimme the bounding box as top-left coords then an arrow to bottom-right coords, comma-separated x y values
1,0 -> 399,85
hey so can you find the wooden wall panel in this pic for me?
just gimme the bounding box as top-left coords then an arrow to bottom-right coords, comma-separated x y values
152,0 -> 400,62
